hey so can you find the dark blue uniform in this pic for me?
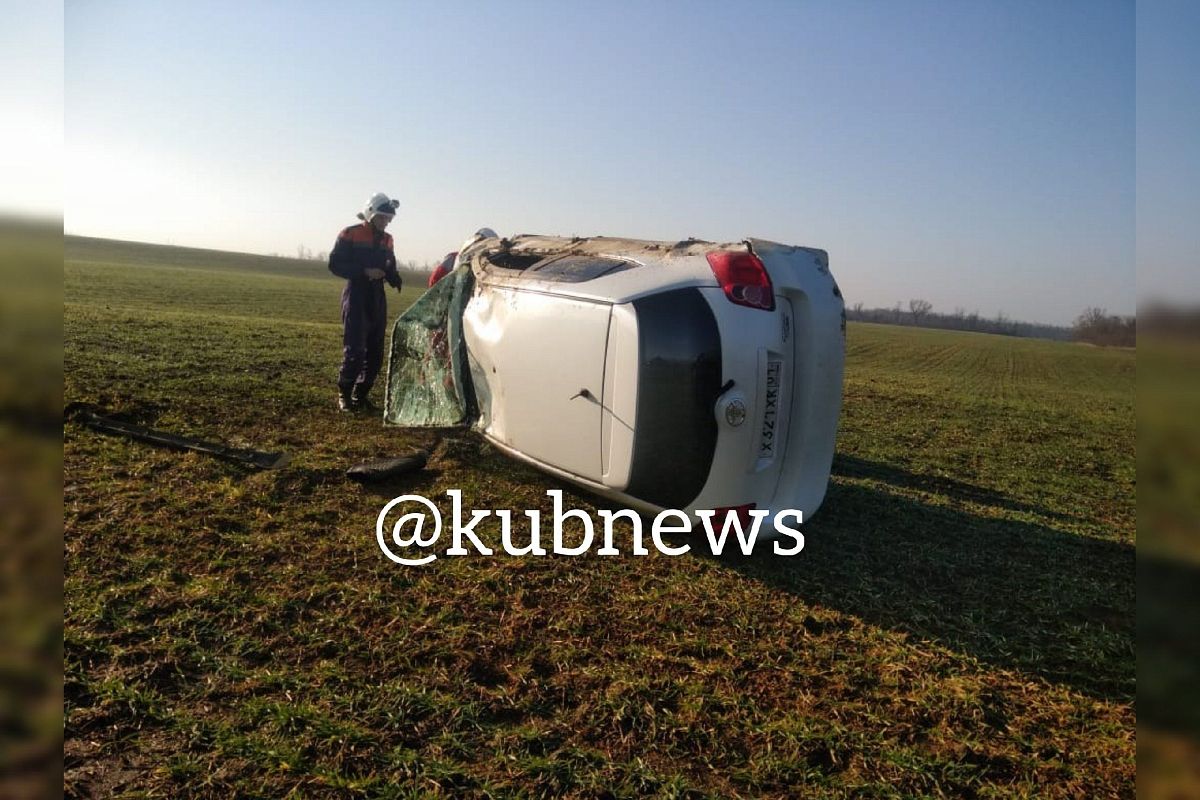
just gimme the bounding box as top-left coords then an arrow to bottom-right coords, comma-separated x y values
329,222 -> 402,399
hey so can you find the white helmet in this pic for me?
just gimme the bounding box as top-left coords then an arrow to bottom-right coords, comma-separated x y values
458,226 -> 499,257
358,192 -> 400,222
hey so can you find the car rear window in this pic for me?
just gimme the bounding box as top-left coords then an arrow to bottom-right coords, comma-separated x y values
625,288 -> 722,508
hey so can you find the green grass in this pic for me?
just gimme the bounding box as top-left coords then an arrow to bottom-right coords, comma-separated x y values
1136,334 -> 1200,788
64,236 -> 1135,798
1,221 -> 64,800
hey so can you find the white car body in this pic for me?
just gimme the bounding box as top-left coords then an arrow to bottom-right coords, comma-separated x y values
450,233 -> 845,527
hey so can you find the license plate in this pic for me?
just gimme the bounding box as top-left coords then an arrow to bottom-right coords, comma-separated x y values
760,360 -> 782,458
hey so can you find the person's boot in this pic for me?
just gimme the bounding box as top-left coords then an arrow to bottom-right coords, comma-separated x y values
337,387 -> 354,412
351,385 -> 377,413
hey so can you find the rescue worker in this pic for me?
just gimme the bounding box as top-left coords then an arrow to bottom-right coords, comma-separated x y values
329,193 -> 403,412
429,229 -> 496,286
428,251 -> 457,287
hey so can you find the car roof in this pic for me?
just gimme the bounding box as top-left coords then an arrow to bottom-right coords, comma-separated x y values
464,234 -> 830,305
502,234 -> 738,259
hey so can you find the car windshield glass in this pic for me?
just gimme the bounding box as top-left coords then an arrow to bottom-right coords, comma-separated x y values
383,266 -> 475,427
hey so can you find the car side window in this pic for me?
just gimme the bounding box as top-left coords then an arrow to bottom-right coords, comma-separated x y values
483,251 -> 634,283
483,251 -> 543,271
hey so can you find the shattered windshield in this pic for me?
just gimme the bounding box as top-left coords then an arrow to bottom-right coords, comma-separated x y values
383,266 -> 475,427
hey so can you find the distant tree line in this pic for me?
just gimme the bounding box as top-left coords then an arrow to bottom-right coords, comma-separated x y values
1140,303 -> 1200,340
1071,307 -> 1136,347
295,245 -> 328,262
846,300 -> 1072,341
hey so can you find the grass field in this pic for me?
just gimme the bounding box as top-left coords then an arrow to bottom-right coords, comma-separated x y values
64,236 -> 1136,798
0,221 -> 63,800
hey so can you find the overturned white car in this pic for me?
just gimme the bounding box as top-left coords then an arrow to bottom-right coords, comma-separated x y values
384,231 -> 845,526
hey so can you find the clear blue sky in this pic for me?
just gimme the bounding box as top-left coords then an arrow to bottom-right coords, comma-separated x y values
1137,0 -> 1200,306
58,0 -> 1151,324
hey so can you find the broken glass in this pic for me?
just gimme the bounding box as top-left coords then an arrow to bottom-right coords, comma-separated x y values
383,266 -> 475,427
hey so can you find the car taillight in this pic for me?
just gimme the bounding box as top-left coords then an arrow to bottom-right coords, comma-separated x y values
706,251 -> 775,311
713,503 -> 757,528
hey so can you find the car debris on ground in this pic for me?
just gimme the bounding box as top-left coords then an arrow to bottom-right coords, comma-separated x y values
65,403 -> 290,470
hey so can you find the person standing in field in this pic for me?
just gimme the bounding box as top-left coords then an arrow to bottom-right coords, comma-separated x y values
328,193 -> 403,412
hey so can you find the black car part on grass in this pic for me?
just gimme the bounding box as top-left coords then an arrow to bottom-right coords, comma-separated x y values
65,403 -> 290,470
345,452 -> 429,483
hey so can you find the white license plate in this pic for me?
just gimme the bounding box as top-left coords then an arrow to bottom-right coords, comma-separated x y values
759,360 -> 782,458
